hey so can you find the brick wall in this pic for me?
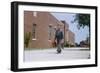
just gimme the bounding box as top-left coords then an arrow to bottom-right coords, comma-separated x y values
24,11 -> 75,49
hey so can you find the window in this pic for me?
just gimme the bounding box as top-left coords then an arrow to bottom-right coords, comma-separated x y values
32,24 -> 36,39
33,12 -> 37,17
48,25 -> 52,40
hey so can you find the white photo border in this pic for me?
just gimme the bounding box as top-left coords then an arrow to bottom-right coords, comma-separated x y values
18,5 -> 96,68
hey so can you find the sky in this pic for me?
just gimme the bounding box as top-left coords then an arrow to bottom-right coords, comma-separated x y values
51,12 -> 89,44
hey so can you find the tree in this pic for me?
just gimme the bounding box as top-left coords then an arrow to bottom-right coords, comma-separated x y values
85,36 -> 90,47
73,14 -> 90,29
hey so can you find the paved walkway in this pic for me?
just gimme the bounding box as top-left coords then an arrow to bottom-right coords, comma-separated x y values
24,48 -> 90,62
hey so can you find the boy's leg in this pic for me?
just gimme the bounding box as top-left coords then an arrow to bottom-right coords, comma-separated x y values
57,41 -> 62,53
61,43 -> 64,49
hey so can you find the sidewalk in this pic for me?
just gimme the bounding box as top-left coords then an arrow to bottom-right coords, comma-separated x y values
24,47 -> 90,62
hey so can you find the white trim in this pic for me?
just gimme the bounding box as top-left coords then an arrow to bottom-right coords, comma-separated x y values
49,24 -> 52,26
32,38 -> 37,40
48,40 -> 52,42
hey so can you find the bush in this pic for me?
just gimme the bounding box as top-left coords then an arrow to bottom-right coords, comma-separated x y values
70,44 -> 75,47
24,32 -> 31,48
64,42 -> 69,47
64,42 -> 75,47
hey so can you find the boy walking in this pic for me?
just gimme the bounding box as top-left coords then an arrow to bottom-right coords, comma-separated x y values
55,26 -> 64,53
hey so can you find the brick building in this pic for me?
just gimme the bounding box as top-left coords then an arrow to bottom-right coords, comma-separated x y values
24,11 -> 75,49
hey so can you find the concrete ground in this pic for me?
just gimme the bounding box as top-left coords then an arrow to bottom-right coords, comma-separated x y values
24,48 -> 90,62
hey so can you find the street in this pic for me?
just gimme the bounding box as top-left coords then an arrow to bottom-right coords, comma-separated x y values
24,48 -> 90,62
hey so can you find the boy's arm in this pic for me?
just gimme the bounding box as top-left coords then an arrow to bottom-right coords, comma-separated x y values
61,31 -> 64,39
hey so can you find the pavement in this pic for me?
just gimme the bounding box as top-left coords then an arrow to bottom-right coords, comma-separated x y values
24,48 -> 90,62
